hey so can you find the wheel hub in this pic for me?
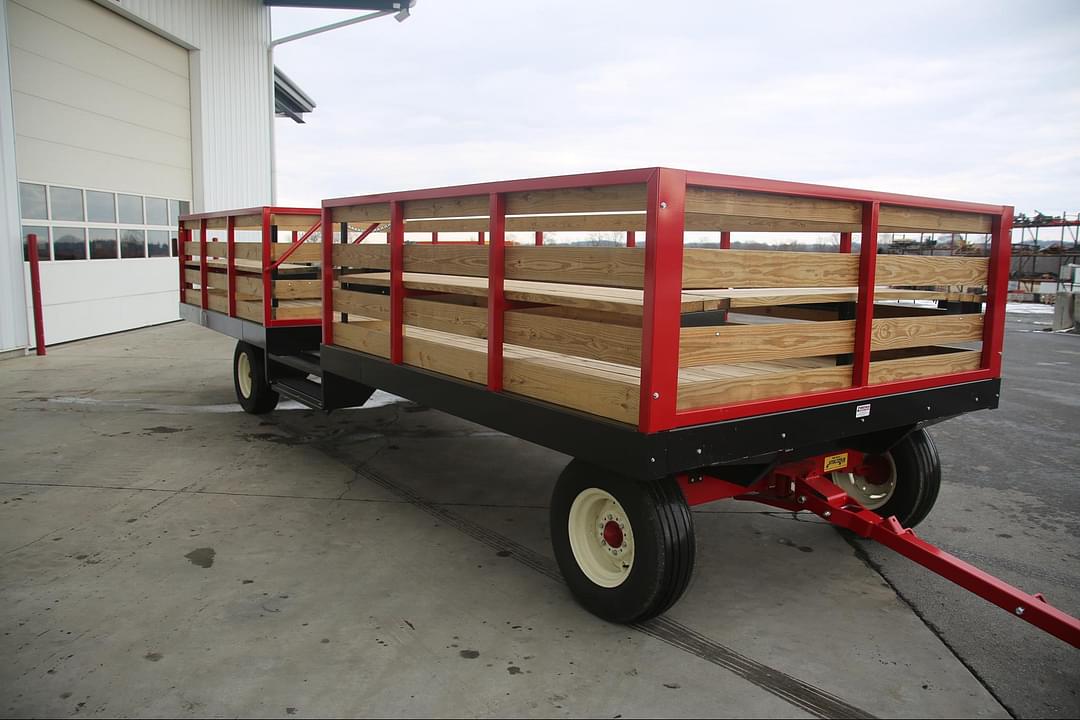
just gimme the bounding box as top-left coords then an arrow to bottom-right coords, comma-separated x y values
831,452 -> 898,510
567,488 -> 635,588
237,351 -> 253,399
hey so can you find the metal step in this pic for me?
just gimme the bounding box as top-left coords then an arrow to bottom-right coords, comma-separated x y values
269,352 -> 321,378
272,376 -> 323,409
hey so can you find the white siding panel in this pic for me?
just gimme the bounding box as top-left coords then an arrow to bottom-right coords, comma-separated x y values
9,47 -> 190,138
0,0 -> 29,352
117,0 -> 273,211
17,137 -> 190,199
24,260 -> 179,346
8,1 -> 189,104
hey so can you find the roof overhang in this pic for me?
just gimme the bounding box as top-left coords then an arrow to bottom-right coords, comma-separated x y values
263,1 -> 411,9
274,67 -> 316,123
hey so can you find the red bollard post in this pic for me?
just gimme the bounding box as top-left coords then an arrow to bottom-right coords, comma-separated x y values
27,233 -> 46,356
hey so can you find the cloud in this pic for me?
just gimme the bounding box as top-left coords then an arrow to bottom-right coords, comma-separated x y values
270,0 -> 1080,215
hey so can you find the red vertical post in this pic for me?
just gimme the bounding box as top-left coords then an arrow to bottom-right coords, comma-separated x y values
432,231 -> 439,244
535,231 -> 544,246
638,168 -> 686,433
292,230 -> 298,244
487,193 -> 507,391
626,230 -> 636,248
177,224 -> 186,304
226,216 -> 237,317
851,202 -> 880,386
839,231 -> 853,253
321,207 -> 335,346
199,219 -> 209,310
26,233 -> 46,356
389,200 -> 405,364
261,208 -> 273,327
720,231 -> 731,249
981,208 -> 1014,375
478,231 -> 485,245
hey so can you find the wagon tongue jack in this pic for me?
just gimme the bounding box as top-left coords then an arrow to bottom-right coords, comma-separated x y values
679,457 -> 1080,648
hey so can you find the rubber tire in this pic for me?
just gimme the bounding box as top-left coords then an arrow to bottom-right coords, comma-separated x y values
233,341 -> 279,414
872,428 -> 941,528
550,460 -> 695,624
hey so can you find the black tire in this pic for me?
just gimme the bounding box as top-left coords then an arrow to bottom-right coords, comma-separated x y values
233,341 -> 279,414
871,428 -> 941,528
550,460 -> 695,624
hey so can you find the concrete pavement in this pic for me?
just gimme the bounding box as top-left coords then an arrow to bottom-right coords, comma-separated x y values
0,319 -> 1059,718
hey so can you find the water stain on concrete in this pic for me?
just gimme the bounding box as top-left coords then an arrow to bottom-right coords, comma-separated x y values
496,550 -> 512,557
459,649 -> 480,659
778,538 -> 814,553
507,666 -> 522,675
184,548 -> 215,568
141,426 -> 187,435
143,652 -> 163,662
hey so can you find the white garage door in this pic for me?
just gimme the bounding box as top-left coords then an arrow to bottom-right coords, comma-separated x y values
10,0 -> 192,345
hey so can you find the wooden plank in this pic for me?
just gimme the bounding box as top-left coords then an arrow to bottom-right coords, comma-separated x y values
405,212 -> 647,233
684,212 -> 860,233
516,305 -> 642,327
270,214 -> 321,231
334,289 -> 390,319
506,247 -> 644,288
403,194 -> 489,219
274,300 -> 321,320
875,255 -> 988,286
234,243 -> 262,261
879,206 -> 993,234
404,332 -> 488,384
235,275 -> 263,298
233,213 -> 262,229
679,314 -> 983,366
405,244 -> 488,276
869,349 -> 982,383
274,279 -> 322,299
683,249 -> 859,289
207,292 -> 228,315
686,186 -> 862,225
684,285 -> 983,309
235,299 -> 263,323
506,184 -> 647,215
405,297 -> 487,338
677,364 -> 853,411
183,241 -> 261,260
504,356 -> 639,425
680,321 -> 854,366
504,310 -> 641,365
333,321 -> 390,357
339,272 -> 711,315
331,203 -> 391,224
333,244 -> 390,269
870,314 -> 983,351
270,243 -> 322,263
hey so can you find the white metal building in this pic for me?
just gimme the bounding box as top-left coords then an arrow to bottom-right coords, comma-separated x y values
0,0 -> 345,354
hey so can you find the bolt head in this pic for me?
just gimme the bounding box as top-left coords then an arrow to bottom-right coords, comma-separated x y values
823,511 -> 832,518
780,432 -> 787,439
696,448 -> 702,455
652,391 -> 660,400
797,495 -> 806,504
660,201 -> 668,209
1015,606 -> 1025,616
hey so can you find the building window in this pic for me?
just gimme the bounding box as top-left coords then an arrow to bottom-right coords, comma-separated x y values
146,197 -> 169,226
22,225 -> 49,261
89,228 -> 119,259
86,191 -> 117,223
18,183 -> 187,261
147,230 -> 171,258
53,227 -> 87,260
19,183 -> 48,220
120,229 -> 146,258
118,194 -> 143,224
50,186 -> 84,221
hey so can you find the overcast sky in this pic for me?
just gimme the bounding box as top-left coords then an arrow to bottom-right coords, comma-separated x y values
271,0 -> 1080,218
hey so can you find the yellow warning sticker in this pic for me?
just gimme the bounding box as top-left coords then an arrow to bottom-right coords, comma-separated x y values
823,453 -> 849,472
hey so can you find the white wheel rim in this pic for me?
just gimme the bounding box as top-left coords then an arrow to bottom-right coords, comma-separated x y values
831,453 -> 897,510
567,488 -> 635,588
237,351 -> 253,399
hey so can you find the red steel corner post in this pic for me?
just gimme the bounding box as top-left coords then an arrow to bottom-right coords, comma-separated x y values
27,233 -> 46,355
535,231 -> 543,247
199,219 -> 209,310
226,216 -> 237,317
260,208 -> 273,327
638,169 -> 686,433
389,200 -> 405,364
626,230 -> 635,248
321,206 -> 335,346
981,207 -> 1014,376
720,231 -> 731,249
487,193 -> 507,390
839,231 -> 853,253
851,201 -> 880,386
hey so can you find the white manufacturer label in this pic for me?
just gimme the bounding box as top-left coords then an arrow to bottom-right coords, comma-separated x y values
855,403 -> 871,418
